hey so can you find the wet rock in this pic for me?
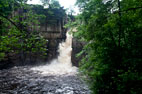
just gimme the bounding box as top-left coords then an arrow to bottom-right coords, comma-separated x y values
0,66 -> 90,94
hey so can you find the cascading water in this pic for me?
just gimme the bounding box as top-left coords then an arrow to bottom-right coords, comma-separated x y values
31,30 -> 78,75
0,30 -> 90,94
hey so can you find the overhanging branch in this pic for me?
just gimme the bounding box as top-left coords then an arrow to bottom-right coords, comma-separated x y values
123,6 -> 142,12
113,6 -> 142,14
0,13 -> 21,31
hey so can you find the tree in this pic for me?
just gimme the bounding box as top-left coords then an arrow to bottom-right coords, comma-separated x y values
75,0 -> 142,93
41,0 -> 60,8
0,0 -> 47,63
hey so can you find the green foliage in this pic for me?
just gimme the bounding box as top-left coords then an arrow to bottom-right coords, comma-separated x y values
49,0 -> 61,9
41,0 -> 50,6
45,7 -> 66,25
41,0 -> 60,8
75,0 -> 142,93
0,0 -> 14,16
31,1 -> 66,25
0,0 -> 47,61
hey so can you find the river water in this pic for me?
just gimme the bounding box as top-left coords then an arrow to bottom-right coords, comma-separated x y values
0,31 -> 90,94
32,31 -> 78,75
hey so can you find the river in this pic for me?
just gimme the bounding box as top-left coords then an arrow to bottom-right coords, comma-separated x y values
0,31 -> 90,94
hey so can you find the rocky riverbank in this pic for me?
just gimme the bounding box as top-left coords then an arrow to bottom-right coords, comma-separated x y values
0,66 -> 90,94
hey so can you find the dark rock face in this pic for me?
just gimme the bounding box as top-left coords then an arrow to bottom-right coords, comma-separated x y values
0,66 -> 90,94
45,32 -> 66,61
71,38 -> 86,67
0,7 -> 67,68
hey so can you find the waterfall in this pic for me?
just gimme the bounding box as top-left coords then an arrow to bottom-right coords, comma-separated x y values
31,30 -> 78,75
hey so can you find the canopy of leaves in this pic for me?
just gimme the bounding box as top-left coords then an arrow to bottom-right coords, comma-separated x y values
41,0 -> 60,8
75,0 -> 142,93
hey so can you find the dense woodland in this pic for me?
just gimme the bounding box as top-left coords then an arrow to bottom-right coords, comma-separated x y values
0,0 -> 142,94
73,0 -> 142,93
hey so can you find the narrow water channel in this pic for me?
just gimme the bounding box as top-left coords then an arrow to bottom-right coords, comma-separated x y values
0,31 -> 90,94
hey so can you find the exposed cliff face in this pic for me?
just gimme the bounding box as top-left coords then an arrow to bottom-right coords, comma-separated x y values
0,4 -> 83,68
0,5 -> 68,68
39,8 -> 67,61
71,38 -> 86,67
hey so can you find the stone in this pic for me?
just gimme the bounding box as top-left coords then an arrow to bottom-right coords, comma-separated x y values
0,66 -> 90,94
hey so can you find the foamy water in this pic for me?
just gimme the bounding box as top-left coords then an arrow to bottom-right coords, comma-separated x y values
31,30 -> 78,75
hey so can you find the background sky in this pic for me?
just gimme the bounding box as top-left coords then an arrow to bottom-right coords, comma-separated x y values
27,0 -> 79,14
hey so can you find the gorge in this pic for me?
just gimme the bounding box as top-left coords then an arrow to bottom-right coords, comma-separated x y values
0,30 -> 90,94
0,2 -> 88,94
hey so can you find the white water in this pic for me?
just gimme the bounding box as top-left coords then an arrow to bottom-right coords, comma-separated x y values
31,30 -> 78,75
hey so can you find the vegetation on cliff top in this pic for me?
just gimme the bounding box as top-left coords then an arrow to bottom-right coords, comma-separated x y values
0,0 -> 66,63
